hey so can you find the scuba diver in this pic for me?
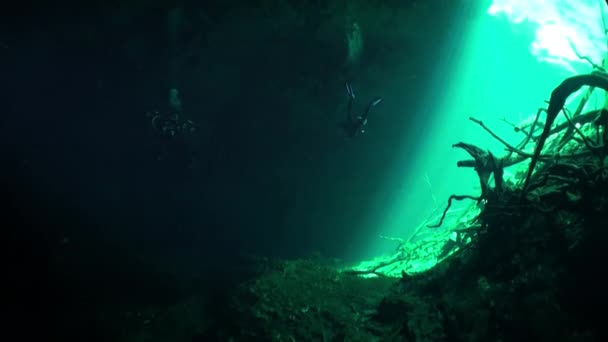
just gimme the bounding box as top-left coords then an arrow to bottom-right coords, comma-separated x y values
147,88 -> 197,138
340,81 -> 383,138
146,88 -> 197,163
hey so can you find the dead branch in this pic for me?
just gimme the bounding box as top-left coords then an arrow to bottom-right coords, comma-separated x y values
594,109 -> 608,145
522,72 -> 608,195
469,117 -> 533,158
517,107 -> 546,151
561,109 -> 603,161
556,87 -> 597,151
452,142 -> 505,199
500,116 -> 544,137
568,38 -> 606,72
427,194 -> 480,228
539,109 -> 602,144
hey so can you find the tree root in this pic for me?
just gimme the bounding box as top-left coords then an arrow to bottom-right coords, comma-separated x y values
427,194 -> 480,228
523,72 -> 608,195
429,72 -> 608,229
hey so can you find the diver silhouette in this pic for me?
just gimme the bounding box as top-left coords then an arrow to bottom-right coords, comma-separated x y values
340,81 -> 383,138
146,88 -> 198,164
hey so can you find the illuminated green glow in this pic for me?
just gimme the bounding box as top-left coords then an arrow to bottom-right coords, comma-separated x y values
349,0 -> 608,275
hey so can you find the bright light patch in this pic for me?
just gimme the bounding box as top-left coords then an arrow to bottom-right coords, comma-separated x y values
489,0 -> 608,73
349,0 -> 608,277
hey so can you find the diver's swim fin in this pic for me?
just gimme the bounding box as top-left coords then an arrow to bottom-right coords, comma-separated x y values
361,97 -> 384,121
370,97 -> 383,106
345,81 -> 355,99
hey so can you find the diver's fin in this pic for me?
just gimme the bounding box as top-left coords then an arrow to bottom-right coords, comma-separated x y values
371,97 -> 383,106
361,97 -> 384,121
345,82 -> 355,121
345,81 -> 355,99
